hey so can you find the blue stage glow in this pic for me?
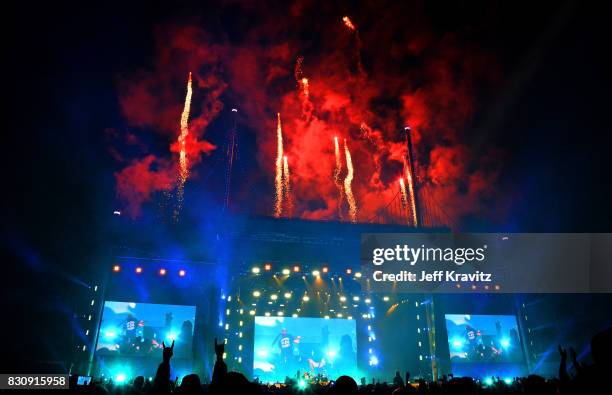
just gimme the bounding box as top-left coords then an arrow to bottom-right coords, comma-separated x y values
115,373 -> 127,383
500,338 -> 510,349
504,377 -> 512,384
484,377 -> 493,386
369,355 -> 379,366
104,329 -> 117,339
298,379 -> 307,389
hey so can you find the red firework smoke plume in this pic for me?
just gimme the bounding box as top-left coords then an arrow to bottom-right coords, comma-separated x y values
112,2 -> 502,225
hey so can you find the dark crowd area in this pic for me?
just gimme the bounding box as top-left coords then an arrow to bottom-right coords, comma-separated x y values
65,327 -> 610,395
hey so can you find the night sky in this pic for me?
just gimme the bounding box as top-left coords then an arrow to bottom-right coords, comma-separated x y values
3,0 -> 611,370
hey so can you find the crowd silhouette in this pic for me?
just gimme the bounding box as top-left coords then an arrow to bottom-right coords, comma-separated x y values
68,327 -> 610,395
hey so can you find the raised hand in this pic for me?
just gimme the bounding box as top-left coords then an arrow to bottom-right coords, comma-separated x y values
214,337 -> 224,359
162,340 -> 174,362
558,345 -> 567,361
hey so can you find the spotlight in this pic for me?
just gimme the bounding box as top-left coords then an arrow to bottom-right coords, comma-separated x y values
346,268 -> 352,274
135,267 -> 142,274
354,272 -> 362,278
282,268 -> 290,275
322,267 -> 329,273
312,270 -> 320,277
115,373 -> 127,383
179,269 -> 186,277
277,311 -> 284,316
159,268 -> 167,276
340,296 -> 347,302
365,298 -> 371,304
253,291 -> 261,297
264,263 -> 272,271
293,265 -> 301,272
383,296 -> 389,301
112,265 -> 121,272
369,356 -> 379,366
500,338 -> 510,349
270,294 -> 278,300
504,378 -> 512,384
302,295 -> 310,302
284,292 -> 292,299
249,310 -> 256,315
353,296 -> 360,301
252,267 -> 261,274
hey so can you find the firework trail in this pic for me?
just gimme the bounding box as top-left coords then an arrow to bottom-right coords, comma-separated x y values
295,57 -> 313,121
174,72 -> 193,219
342,16 -> 356,31
341,16 -> 365,75
274,113 -> 284,217
405,166 -> 418,227
399,177 -> 409,223
343,138 -> 358,222
333,136 -> 344,219
283,155 -> 293,217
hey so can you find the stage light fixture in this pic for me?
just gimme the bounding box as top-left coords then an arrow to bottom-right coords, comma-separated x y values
346,268 -> 352,274
264,263 -> 272,271
179,269 -> 186,277
293,265 -> 300,272
115,373 -> 127,383
249,310 -> 256,315
253,291 -> 261,297
322,267 -> 329,273
353,296 -> 360,301
354,272 -> 362,278
135,267 -> 142,274
504,378 -> 512,384
264,312 -> 271,317
383,296 -> 389,301
159,268 -> 167,276
302,295 -> 310,302
252,267 -> 261,274
270,294 -> 278,300
340,296 -> 347,302
324,315 -> 330,319
284,292 -> 292,299
312,270 -> 320,276
282,268 -> 290,275
112,265 -> 121,272
277,311 -> 284,316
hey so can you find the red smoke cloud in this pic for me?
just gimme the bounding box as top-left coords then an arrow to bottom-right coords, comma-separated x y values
112,1 -> 502,226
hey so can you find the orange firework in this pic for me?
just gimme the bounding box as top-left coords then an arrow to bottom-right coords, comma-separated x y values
175,72 -> 192,219
343,139 -> 357,222
342,16 -> 356,31
301,77 -> 309,98
274,113 -> 284,217
333,136 -> 344,219
283,155 -> 293,217
399,177 -> 409,223
405,167 -> 418,226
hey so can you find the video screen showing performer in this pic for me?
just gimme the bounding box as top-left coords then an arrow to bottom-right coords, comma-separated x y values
253,316 -> 357,383
445,314 -> 524,364
95,301 -> 195,359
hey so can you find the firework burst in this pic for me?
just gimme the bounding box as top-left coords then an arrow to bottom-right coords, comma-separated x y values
274,113 -> 284,217
343,138 -> 357,222
174,72 -> 192,220
333,136 -> 344,219
283,155 -> 293,217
